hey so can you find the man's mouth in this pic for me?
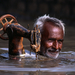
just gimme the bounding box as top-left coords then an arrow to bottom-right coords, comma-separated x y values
45,48 -> 60,59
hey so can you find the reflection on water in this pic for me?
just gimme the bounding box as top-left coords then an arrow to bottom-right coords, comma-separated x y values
0,48 -> 75,75
0,22 -> 75,75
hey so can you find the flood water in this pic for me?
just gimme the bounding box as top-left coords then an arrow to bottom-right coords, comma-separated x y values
0,21 -> 75,75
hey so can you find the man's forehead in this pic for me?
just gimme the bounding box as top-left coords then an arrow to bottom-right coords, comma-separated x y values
42,21 -> 64,39
43,21 -> 63,32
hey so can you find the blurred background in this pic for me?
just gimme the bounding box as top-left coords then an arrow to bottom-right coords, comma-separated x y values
0,0 -> 75,26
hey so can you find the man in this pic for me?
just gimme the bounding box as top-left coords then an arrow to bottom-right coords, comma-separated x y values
34,15 -> 65,59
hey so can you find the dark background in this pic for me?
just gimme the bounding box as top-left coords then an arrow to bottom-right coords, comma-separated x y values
0,0 -> 75,26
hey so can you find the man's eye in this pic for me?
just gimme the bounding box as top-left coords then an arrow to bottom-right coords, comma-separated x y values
58,40 -> 63,44
48,39 -> 54,42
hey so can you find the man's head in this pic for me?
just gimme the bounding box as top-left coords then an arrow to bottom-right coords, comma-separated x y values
34,15 -> 65,59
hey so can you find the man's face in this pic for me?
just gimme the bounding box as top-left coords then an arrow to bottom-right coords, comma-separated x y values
41,22 -> 64,59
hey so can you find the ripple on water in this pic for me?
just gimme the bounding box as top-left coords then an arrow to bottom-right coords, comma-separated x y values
0,48 -> 75,72
0,65 -> 74,72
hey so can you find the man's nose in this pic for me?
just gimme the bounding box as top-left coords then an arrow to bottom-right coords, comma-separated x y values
53,41 -> 59,49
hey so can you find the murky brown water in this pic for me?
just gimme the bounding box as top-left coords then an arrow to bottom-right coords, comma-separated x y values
0,21 -> 75,75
